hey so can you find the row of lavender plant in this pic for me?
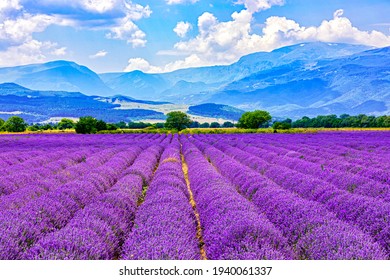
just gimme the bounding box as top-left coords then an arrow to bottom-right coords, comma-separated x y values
122,134 -> 200,260
180,135 -> 293,260
0,149 -> 93,196
0,134 -> 162,197
291,139 -> 387,184
0,149 -> 97,211
23,142 -> 165,260
189,135 -> 387,259
273,143 -> 390,186
0,144 -> 147,260
0,152 -> 38,168
0,149 -> 63,169
0,137 -> 148,206
195,134 -> 390,256
239,133 -> 390,184
231,140 -> 390,202
219,133 -> 389,184
205,133 -> 389,200
300,132 -> 390,168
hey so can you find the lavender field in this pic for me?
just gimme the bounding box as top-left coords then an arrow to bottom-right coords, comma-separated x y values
0,132 -> 389,260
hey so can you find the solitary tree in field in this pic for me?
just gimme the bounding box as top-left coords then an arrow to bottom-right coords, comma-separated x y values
237,110 -> 272,129
164,111 -> 191,131
75,116 -> 98,134
4,116 -> 27,132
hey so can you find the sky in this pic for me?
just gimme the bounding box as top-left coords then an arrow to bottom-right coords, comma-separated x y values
0,0 -> 389,73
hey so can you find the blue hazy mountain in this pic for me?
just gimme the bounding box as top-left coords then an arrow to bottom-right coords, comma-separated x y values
159,42 -> 371,85
99,43 -> 371,99
0,61 -> 113,96
99,42 -> 374,108
0,83 -> 164,123
101,70 -> 169,99
159,80 -> 219,102
205,46 -> 390,118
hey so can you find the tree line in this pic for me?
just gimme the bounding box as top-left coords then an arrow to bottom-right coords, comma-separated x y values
291,114 -> 390,128
1,112 -> 389,133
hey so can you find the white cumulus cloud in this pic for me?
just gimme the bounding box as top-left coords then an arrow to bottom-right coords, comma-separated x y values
106,19 -> 147,47
174,21 -> 192,38
166,0 -> 199,5
0,0 -> 151,67
80,0 -> 118,13
0,40 -> 64,66
235,0 -> 285,13
173,10 -> 258,65
51,46 -> 67,56
105,2 -> 152,47
261,9 -> 390,48
89,50 -> 108,59
0,0 -> 21,16
124,58 -> 163,73
122,2 -> 152,21
0,13 -> 57,48
123,55 -> 209,73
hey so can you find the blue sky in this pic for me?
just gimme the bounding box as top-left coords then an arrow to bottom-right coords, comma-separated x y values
0,0 -> 389,73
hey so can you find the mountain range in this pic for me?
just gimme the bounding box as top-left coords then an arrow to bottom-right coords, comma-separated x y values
0,42 -> 388,122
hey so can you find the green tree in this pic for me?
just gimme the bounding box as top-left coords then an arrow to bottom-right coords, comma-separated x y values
210,122 -> 220,128
128,122 -> 153,129
153,123 -> 165,129
96,120 -> 107,131
199,122 -> 210,128
272,121 -> 292,130
0,118 -> 5,131
340,114 -> 350,119
106,123 -> 118,131
190,121 -> 200,128
41,123 -> 55,130
116,121 -> 127,129
222,121 -> 235,128
58,118 -> 75,130
75,116 -> 98,134
4,116 -> 27,132
384,116 -> 390,127
237,110 -> 272,129
292,116 -> 311,128
27,125 -> 39,132
164,111 -> 192,131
